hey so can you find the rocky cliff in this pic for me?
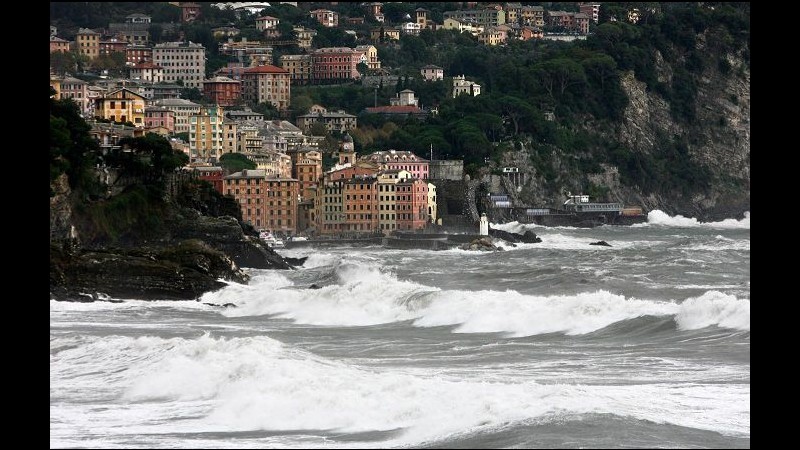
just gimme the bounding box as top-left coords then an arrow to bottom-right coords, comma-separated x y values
493,20 -> 750,221
50,174 -> 294,301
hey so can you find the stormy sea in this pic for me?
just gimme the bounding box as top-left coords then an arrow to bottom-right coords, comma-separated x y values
50,210 -> 750,448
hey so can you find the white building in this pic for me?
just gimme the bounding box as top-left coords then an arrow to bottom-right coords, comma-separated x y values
420,64 -> 443,81
255,15 -> 280,31
400,22 -> 421,35
152,41 -> 207,88
452,75 -> 481,98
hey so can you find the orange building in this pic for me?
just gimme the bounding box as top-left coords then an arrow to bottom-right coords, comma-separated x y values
50,36 -> 70,53
289,148 -> 323,201
343,176 -> 379,234
223,169 -> 299,234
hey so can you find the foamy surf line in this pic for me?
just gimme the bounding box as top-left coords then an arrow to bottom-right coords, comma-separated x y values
51,333 -> 748,443
207,262 -> 750,335
635,210 -> 750,229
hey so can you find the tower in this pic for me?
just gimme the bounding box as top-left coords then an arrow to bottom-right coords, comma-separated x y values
338,132 -> 356,165
416,8 -> 428,29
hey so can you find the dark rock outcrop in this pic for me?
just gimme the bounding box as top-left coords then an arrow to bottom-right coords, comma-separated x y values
167,212 -> 291,270
589,240 -> 612,247
284,256 -> 308,267
460,237 -> 501,251
489,228 -> 542,244
50,240 -> 249,301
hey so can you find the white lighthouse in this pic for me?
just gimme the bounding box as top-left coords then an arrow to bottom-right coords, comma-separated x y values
479,213 -> 488,236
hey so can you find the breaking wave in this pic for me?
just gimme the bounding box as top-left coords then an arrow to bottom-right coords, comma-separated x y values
204,261 -> 750,335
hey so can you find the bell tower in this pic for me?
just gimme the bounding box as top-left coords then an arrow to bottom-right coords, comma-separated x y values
338,132 -> 356,165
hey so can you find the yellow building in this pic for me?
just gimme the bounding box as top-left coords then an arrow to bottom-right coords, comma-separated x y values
189,106 -> 225,161
75,28 -> 100,60
355,45 -> 381,70
427,182 -> 437,224
377,169 -> 411,235
49,76 -> 61,98
221,120 -> 238,155
94,88 -> 146,127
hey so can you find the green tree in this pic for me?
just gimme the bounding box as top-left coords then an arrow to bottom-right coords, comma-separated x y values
180,87 -> 204,102
290,94 -> 314,116
309,122 -> 329,137
219,153 -> 256,172
50,92 -> 100,194
50,51 -> 77,76
252,102 -> 279,119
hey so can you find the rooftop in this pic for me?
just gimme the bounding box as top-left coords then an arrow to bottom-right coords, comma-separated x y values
242,64 -> 289,74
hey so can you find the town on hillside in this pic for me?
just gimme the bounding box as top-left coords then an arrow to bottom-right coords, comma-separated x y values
51,1 -> 662,238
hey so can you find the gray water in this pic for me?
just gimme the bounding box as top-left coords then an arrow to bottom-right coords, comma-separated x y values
50,213 -> 750,448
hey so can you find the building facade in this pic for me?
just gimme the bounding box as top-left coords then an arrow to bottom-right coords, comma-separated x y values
443,9 -> 506,27
420,64 -> 444,81
155,98 -> 201,133
279,54 -> 313,85
76,28 -> 100,60
296,110 -> 358,133
355,45 -> 381,70
343,176 -> 379,234
50,36 -> 70,53
241,64 -> 291,110
129,61 -> 164,82
309,9 -> 338,27
144,106 -> 175,133
452,75 -> 481,98
395,178 -> 429,231
311,47 -> 363,83
361,150 -> 429,181
126,45 -> 152,65
59,76 -> 91,115
189,106 -> 225,161
152,41 -> 206,88
223,170 -> 299,234
202,76 -> 242,107
94,88 -> 146,127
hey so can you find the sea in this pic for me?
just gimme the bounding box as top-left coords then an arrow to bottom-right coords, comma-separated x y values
50,210 -> 750,449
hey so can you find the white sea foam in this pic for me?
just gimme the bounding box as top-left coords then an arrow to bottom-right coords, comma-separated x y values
675,291 -> 750,331
50,333 -> 749,443
637,210 -> 750,229
206,261 -> 750,335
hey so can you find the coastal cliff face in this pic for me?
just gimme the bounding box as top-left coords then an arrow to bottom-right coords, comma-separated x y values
49,177 -> 292,301
498,23 -> 750,221
613,42 -> 750,219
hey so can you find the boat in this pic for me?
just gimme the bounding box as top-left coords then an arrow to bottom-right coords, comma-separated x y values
259,230 -> 285,248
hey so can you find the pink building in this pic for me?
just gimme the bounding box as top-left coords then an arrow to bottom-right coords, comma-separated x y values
309,9 -> 339,27
311,47 -> 363,83
145,106 -> 175,134
395,178 -> 428,231
361,150 -> 429,181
